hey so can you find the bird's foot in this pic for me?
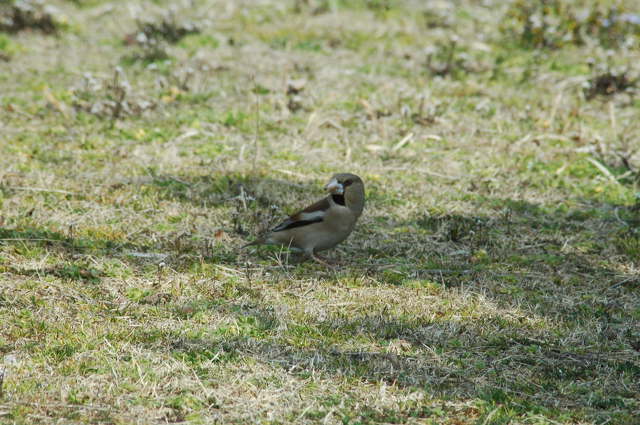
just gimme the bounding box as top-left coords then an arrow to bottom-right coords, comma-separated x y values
311,253 -> 337,268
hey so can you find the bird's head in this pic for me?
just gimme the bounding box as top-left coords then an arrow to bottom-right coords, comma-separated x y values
324,173 -> 365,215
324,173 -> 363,194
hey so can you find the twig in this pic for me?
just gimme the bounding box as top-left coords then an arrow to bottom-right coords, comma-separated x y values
110,67 -> 126,126
548,92 -> 563,127
613,207 -> 628,226
252,75 -> 260,172
354,263 -> 472,275
167,176 -> 190,186
0,401 -> 111,411
609,101 -> 617,140
481,407 -> 500,425
273,169 -> 307,178
418,269 -> 472,275
382,166 -> 460,180
0,238 -> 67,243
0,367 -> 4,398
391,132 -> 414,152
587,157 -> 619,183
414,168 -> 460,180
8,186 -> 77,195
606,276 -> 638,291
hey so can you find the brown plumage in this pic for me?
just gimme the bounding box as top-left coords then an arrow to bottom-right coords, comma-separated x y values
243,173 -> 365,264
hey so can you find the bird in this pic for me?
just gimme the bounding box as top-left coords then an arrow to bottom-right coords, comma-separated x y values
243,173 -> 365,265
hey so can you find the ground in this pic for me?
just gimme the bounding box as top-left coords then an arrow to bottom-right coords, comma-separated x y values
0,0 -> 639,424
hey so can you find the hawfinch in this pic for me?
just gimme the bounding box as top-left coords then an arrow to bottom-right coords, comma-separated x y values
243,173 -> 365,264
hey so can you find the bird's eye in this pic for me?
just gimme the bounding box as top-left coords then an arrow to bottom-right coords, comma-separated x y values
343,179 -> 353,187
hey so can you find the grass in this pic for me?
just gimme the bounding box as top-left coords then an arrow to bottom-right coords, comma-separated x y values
1,0 -> 640,423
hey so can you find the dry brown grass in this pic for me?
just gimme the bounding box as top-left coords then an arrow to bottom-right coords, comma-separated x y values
1,0 -> 639,424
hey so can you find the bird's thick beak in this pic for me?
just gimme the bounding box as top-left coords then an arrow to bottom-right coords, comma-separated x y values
324,179 -> 344,195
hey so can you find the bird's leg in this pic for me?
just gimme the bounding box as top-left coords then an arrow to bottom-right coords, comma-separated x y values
287,252 -> 307,264
312,254 -> 332,267
310,251 -> 334,267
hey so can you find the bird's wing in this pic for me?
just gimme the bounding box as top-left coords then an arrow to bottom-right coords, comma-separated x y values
271,197 -> 330,232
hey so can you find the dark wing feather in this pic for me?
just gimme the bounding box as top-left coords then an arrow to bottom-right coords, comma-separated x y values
271,197 -> 330,232
272,218 -> 322,232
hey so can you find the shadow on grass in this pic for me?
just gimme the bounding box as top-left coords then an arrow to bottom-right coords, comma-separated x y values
3,263 -> 103,283
163,311 -> 638,421
134,171 -> 319,210
0,172 -> 323,282
0,226 -> 148,284
353,196 -> 639,292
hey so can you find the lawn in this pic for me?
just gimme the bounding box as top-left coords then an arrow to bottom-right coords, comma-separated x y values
0,0 -> 639,423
